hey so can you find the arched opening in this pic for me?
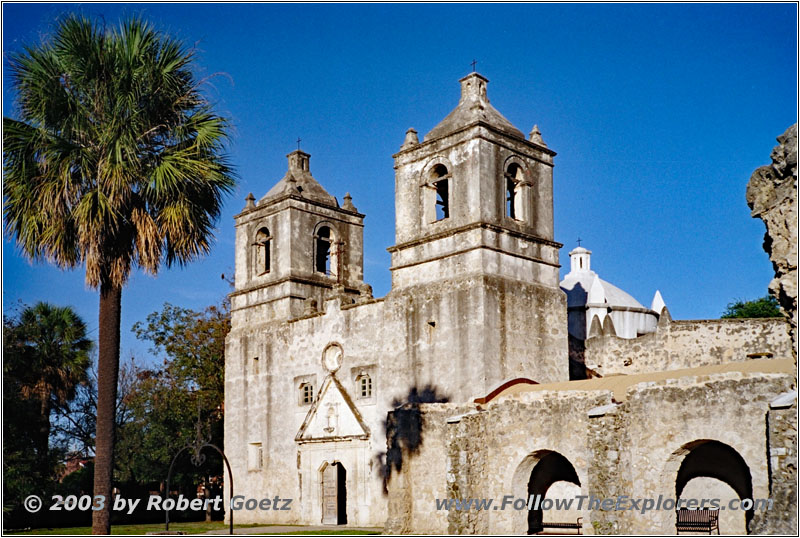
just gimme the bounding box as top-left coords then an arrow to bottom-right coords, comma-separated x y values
505,162 -> 526,221
672,440 -> 753,534
314,225 -> 339,278
254,227 -> 271,274
526,451 -> 581,534
432,164 -> 450,221
321,461 -> 347,525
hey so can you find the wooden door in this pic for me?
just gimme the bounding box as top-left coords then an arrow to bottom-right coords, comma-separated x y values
321,463 -> 338,524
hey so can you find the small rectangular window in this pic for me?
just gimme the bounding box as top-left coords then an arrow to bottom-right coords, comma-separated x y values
300,382 -> 314,405
358,375 -> 372,398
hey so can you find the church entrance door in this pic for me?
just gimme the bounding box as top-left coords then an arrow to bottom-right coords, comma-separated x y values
321,462 -> 347,525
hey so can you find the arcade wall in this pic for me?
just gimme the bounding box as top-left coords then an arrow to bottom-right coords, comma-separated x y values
385,372 -> 796,535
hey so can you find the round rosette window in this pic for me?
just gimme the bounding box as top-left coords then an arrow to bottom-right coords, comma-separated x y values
321,342 -> 343,373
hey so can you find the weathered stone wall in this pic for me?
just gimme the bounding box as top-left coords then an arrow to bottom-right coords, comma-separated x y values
584,314 -> 792,376
615,373 -> 793,534
383,404 -> 460,534
225,297 -> 394,527
750,401 -> 798,534
586,405 -> 623,534
443,391 -> 609,535
385,372 -> 795,535
225,270 -> 568,527
746,124 -> 798,358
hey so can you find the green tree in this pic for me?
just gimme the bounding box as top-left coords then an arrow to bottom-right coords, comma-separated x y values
721,295 -> 782,319
3,304 -> 91,529
114,301 -> 229,520
3,16 -> 235,533
5,303 -> 92,470
133,300 -> 229,398
4,315 -> 46,529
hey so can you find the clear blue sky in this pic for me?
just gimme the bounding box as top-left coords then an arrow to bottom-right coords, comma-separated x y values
3,3 -> 797,363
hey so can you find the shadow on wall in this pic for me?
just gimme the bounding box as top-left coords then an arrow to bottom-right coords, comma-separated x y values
375,385 -> 450,494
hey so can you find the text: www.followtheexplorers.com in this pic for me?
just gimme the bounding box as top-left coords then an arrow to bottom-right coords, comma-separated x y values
435,495 -> 773,513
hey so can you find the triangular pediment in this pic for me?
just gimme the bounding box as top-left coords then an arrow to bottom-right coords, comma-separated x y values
295,375 -> 370,443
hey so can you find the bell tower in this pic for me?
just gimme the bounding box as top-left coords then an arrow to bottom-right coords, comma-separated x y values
387,73 -> 569,385
231,150 -> 367,325
389,73 -> 561,289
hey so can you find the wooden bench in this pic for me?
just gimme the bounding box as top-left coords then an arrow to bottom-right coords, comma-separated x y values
538,517 -> 583,534
676,509 -> 719,535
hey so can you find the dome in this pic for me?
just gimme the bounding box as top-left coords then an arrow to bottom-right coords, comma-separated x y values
560,245 -> 662,340
560,245 -> 646,309
560,272 -> 645,310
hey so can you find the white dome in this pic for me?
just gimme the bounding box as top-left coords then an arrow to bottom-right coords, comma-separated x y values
560,245 -> 648,309
560,245 -> 661,340
560,272 -> 645,310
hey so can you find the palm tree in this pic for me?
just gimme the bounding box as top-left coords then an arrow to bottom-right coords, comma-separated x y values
6,303 -> 92,471
4,15 -> 235,533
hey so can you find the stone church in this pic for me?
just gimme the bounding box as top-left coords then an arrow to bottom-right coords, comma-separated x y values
224,74 -> 796,534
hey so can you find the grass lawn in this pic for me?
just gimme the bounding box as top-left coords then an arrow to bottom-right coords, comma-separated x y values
6,521 -> 381,535
7,521 -> 235,535
276,529 -> 380,536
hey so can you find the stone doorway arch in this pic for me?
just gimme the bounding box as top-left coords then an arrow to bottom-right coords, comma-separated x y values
665,440 -> 753,534
320,461 -> 348,525
511,450 -> 582,535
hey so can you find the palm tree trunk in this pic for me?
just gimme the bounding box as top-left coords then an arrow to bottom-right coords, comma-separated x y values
92,284 -> 121,535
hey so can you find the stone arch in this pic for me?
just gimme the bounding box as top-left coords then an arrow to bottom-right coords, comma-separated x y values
502,154 -> 531,180
313,221 -> 340,278
664,439 -> 753,533
248,221 -> 274,276
421,156 -> 455,184
502,155 -> 532,223
420,157 -> 454,223
510,449 -> 582,535
254,226 -> 272,275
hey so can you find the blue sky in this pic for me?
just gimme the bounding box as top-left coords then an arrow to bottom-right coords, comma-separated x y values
3,3 -> 797,363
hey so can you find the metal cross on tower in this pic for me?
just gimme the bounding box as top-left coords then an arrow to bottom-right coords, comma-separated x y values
471,59 -> 477,72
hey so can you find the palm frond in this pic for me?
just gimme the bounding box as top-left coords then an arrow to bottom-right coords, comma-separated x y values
4,14 -> 237,289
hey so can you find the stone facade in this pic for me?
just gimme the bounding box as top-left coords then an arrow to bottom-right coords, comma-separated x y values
224,73 -> 568,527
